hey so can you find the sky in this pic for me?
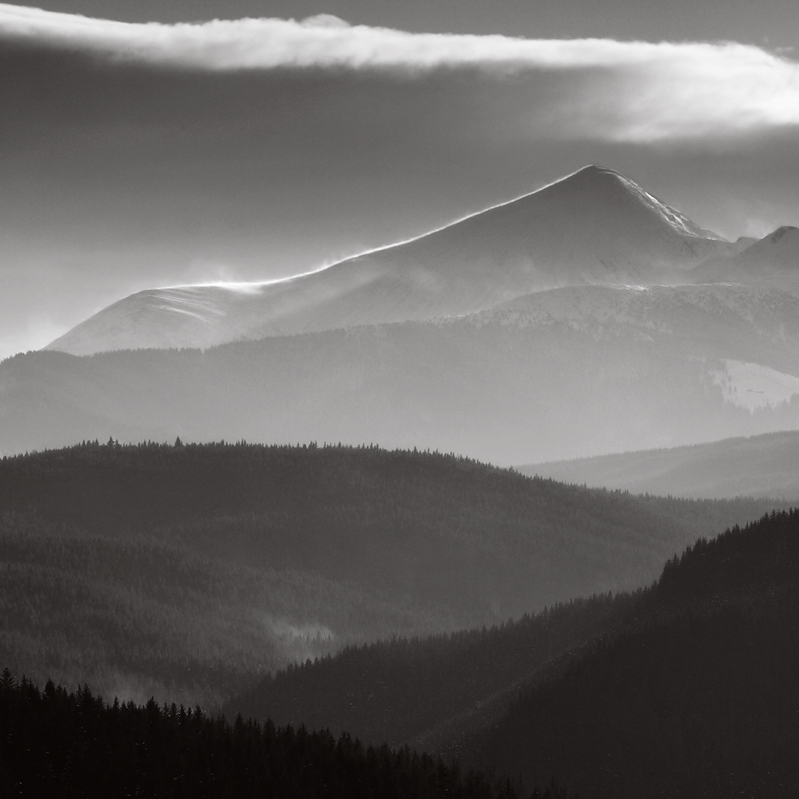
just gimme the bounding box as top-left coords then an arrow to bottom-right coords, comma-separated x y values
1,1 -> 799,359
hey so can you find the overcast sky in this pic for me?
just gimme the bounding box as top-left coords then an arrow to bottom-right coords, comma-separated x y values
1,1 -> 799,358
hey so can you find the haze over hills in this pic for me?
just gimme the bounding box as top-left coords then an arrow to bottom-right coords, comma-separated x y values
520,430 -> 799,500
7,280 -> 799,462
45,165 -> 734,356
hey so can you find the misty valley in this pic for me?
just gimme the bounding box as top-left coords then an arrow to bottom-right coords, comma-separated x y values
3,39 -> 799,794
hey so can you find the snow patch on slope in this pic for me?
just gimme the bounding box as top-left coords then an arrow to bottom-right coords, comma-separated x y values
712,360 -> 799,410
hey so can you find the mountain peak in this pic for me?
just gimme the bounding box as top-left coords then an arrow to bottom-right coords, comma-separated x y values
45,165 -> 730,355
739,225 -> 799,259
571,163 -> 620,177
764,225 -> 799,245
690,222 -> 799,286
552,164 -> 626,190
537,164 -> 724,244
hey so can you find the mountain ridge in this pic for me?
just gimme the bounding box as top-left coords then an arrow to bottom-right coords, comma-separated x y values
45,165 -> 732,356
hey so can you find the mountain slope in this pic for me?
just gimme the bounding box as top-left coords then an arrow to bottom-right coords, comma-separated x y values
230,509 -> 799,754
225,593 -> 639,750
521,430 -> 799,499
45,166 -> 731,355
468,510 -> 799,799
0,526 -> 411,708
8,282 -> 799,464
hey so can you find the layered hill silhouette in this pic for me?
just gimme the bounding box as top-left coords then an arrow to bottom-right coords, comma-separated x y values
522,430 -> 799,499
227,509 -> 799,798
0,442 -> 786,707
46,165 -> 733,356
6,281 -> 799,462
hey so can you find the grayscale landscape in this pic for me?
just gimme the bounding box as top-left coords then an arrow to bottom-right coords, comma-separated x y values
1,2 -> 799,797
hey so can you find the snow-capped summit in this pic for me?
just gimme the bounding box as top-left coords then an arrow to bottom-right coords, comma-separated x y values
47,165 -> 732,355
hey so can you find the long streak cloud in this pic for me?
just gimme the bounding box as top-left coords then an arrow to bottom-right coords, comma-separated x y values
1,3 -> 799,142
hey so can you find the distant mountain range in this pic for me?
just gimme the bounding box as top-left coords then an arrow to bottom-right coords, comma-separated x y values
3,164 -> 798,462
46,165 -> 737,356
5,280 -> 799,462
521,429 -> 799,499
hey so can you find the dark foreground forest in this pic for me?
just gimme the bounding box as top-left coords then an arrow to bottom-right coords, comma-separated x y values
0,672 -> 576,799
1,441 -> 786,706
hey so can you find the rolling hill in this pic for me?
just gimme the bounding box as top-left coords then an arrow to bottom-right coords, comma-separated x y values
0,673 -> 546,799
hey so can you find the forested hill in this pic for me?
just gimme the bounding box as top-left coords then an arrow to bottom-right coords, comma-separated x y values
228,510 -> 799,798
467,509 -> 799,798
1,441 -> 789,710
1,441 -> 788,619
226,593 -> 639,750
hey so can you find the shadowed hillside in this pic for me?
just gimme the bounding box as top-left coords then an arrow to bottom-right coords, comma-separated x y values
225,593 -> 639,749
466,510 -> 799,798
227,509 -> 799,798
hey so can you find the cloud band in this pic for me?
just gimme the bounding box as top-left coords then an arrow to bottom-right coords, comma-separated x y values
1,3 -> 798,142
